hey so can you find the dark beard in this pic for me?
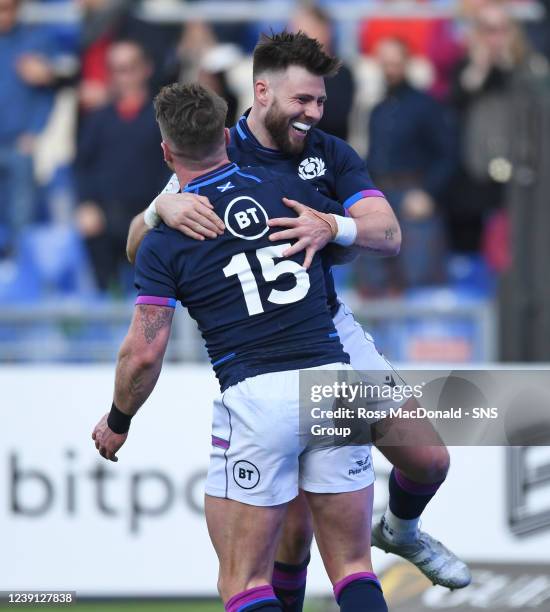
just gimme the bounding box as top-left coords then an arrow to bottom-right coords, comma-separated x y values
264,102 -> 306,156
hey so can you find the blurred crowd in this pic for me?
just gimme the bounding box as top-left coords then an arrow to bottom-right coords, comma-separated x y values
1,0 -> 550,303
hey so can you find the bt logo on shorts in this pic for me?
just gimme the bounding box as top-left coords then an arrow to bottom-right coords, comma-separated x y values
233,460 -> 260,489
349,455 -> 371,477
225,196 -> 269,241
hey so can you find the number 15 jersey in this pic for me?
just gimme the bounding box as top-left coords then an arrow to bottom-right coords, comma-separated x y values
135,162 -> 349,391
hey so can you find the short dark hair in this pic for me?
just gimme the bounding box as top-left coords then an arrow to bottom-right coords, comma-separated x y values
252,31 -> 341,80
154,82 -> 228,159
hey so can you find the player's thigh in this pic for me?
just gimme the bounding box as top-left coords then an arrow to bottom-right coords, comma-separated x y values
304,485 -> 374,584
205,494 -> 287,600
297,444 -> 376,580
206,370 -> 301,507
373,400 -> 450,482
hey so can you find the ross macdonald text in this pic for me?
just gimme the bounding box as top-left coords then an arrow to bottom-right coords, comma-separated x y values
310,406 -> 498,421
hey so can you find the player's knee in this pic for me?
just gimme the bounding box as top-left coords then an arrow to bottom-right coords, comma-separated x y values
418,446 -> 450,483
433,446 -> 450,481
402,446 -> 450,484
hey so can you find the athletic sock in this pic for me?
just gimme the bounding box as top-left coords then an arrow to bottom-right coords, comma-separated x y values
225,585 -> 282,612
384,468 -> 445,542
334,572 -> 387,612
272,554 -> 309,612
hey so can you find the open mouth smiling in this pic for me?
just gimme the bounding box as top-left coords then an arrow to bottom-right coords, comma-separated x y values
291,121 -> 312,136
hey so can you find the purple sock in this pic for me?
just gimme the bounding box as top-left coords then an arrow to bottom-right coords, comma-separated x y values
225,585 -> 282,612
334,573 -> 387,612
272,554 -> 309,612
389,468 -> 445,519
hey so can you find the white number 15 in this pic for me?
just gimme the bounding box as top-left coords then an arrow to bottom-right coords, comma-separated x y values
222,244 -> 310,316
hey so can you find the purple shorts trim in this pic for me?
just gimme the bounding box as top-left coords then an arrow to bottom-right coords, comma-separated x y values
333,572 -> 379,602
135,295 -> 176,308
395,469 -> 444,496
211,435 -> 230,450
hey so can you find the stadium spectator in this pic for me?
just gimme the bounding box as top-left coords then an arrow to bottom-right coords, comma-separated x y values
162,23 -> 241,126
525,0 -> 550,60
0,0 -> 63,251
358,37 -> 456,294
164,20 -> 218,85
358,1 -> 464,101
448,2 -> 548,254
78,0 -> 133,111
197,44 -> 242,126
75,40 -> 170,291
290,4 -> 355,141
78,0 -> 178,111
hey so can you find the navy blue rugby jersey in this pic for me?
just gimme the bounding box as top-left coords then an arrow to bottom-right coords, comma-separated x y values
135,162 -> 350,391
227,112 -> 385,315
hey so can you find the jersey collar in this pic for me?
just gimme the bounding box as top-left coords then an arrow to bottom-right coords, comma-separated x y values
183,162 -> 239,192
236,110 -> 288,159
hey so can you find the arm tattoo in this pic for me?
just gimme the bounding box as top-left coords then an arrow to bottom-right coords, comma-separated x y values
385,228 -> 395,241
138,305 -> 172,344
128,371 -> 145,397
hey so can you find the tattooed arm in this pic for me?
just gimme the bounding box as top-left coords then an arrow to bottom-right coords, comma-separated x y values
266,193 -> 401,265
347,196 -> 401,256
113,304 -> 174,415
91,304 -> 174,461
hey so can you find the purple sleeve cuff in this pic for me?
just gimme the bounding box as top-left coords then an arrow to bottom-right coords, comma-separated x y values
343,189 -> 385,211
135,296 -> 177,308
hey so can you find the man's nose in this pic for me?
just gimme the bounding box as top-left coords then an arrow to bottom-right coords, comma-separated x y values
303,101 -> 322,123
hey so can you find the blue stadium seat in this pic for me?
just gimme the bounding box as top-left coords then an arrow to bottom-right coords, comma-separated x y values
446,254 -> 496,297
0,255 -> 41,303
16,224 -> 97,297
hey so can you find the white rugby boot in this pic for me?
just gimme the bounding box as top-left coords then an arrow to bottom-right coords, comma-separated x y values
371,514 -> 472,589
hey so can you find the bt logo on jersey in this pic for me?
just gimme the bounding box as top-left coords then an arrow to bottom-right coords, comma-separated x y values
225,196 -> 269,240
235,208 -> 260,229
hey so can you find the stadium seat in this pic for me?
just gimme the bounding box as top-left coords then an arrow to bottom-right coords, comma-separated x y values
16,224 -> 97,297
447,254 -> 496,297
0,255 -> 41,303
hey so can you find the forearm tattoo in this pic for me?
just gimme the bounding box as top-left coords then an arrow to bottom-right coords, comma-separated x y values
137,305 -> 172,344
128,371 -> 145,397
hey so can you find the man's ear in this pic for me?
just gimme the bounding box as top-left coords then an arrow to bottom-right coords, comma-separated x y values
161,141 -> 173,165
253,77 -> 270,107
224,127 -> 230,147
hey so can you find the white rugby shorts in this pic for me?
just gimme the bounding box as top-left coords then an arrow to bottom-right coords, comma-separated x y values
205,363 -> 375,506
